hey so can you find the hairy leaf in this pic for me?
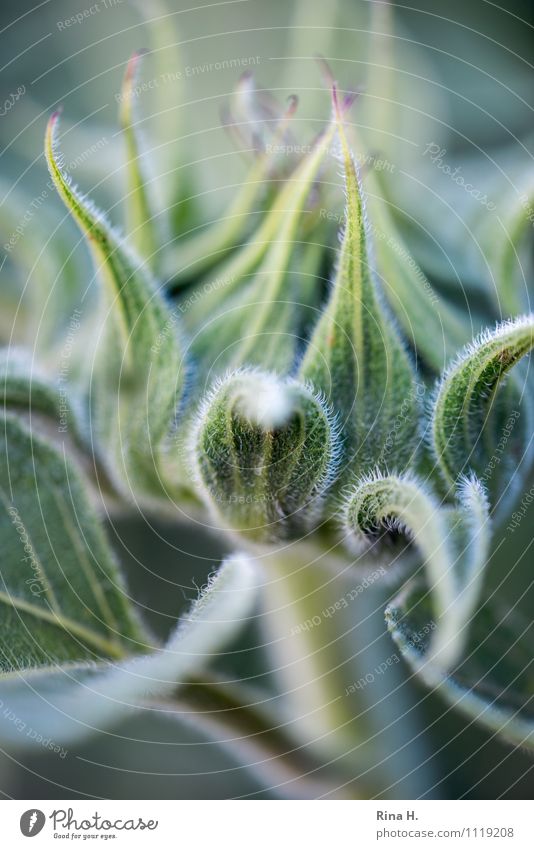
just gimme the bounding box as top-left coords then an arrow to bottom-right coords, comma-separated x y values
0,179 -> 94,360
0,552 -> 258,748
45,112 -> 185,500
0,414 -> 144,672
364,188 -> 470,371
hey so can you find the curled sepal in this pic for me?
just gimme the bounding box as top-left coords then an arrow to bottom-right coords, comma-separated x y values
119,50 -> 159,268
386,580 -> 534,752
45,112 -> 185,500
342,471 -> 490,669
300,88 -> 420,481
431,315 -> 534,506
192,369 -> 339,543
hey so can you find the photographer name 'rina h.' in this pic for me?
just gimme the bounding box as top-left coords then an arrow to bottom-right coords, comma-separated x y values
376,811 -> 418,821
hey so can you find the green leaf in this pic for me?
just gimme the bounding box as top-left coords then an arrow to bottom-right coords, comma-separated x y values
343,471 -> 490,669
300,88 -> 420,480
119,50 -> 159,268
431,315 -> 534,504
45,112 -> 186,501
0,552 -> 258,748
0,414 -> 144,672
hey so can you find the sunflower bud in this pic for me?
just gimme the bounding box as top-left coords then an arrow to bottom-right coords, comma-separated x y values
192,369 -> 339,542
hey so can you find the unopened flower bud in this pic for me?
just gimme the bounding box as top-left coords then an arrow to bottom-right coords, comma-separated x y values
192,369 -> 339,542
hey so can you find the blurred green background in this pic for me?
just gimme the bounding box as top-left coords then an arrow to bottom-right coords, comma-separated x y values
0,0 -> 533,799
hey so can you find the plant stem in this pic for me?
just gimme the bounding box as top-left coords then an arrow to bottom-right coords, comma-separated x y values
257,540 -> 436,798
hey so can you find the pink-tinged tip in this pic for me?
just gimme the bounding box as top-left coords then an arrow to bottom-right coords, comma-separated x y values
332,84 -> 360,120
236,70 -> 255,96
48,108 -> 62,130
285,94 -> 299,117
124,49 -> 149,88
340,89 -> 360,113
315,56 -> 359,118
315,55 -> 336,87
126,48 -> 149,76
332,81 -> 340,115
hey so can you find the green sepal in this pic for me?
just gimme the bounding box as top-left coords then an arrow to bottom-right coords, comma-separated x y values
431,314 -> 534,509
45,111 -> 186,502
300,87 -> 420,482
